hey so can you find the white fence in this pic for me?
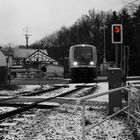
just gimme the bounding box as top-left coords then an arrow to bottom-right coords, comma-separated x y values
76,85 -> 140,140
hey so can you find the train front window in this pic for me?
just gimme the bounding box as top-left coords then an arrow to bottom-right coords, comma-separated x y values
74,47 -> 92,59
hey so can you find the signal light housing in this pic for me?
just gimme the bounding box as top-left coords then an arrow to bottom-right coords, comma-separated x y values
112,24 -> 123,44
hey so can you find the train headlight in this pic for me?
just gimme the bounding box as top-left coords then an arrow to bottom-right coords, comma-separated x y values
73,61 -> 78,66
89,61 -> 94,65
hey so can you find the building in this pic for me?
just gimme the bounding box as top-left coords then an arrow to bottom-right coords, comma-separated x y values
0,47 -> 64,78
0,49 -> 7,66
0,49 -> 9,87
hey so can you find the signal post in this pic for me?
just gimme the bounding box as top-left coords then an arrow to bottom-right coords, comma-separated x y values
108,24 -> 124,115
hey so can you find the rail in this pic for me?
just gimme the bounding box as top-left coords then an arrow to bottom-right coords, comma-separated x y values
77,86 -> 131,140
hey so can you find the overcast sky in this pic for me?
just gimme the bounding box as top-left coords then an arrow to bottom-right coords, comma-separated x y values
0,0 -> 124,46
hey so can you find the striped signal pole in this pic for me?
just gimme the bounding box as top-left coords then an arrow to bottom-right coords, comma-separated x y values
23,26 -> 31,48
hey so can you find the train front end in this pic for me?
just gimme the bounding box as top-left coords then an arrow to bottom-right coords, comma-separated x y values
69,44 -> 97,81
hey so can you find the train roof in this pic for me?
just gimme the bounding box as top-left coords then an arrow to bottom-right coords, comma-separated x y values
70,44 -> 96,48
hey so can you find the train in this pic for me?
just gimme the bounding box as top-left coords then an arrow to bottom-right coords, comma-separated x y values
69,44 -> 97,81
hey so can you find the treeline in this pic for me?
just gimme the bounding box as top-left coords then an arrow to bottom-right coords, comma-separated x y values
30,4 -> 140,75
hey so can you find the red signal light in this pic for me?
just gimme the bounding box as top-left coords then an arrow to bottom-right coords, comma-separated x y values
112,24 -> 123,44
114,26 -> 121,33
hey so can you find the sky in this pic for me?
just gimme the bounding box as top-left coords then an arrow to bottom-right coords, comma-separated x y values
0,0 -> 125,46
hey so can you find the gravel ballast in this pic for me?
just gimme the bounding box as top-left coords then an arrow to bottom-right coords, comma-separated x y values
1,103 -> 134,140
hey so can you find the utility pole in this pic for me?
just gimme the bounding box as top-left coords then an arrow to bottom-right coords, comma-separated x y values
23,26 -> 31,48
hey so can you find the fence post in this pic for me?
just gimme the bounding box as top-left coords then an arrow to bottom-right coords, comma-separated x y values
127,85 -> 131,121
82,101 -> 85,140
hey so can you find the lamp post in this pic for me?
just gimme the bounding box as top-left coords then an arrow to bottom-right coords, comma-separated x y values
6,57 -> 11,85
103,25 -> 107,76
103,25 -> 106,63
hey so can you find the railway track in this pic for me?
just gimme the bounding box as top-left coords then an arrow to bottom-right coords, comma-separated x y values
0,83 -> 97,121
2,82 -> 136,140
1,81 -> 140,139
0,82 -> 103,140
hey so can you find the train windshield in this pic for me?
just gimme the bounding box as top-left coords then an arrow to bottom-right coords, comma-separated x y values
74,47 -> 92,59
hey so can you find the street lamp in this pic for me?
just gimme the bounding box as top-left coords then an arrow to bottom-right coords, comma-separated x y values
6,57 -> 11,85
103,25 -> 106,63
101,24 -> 107,76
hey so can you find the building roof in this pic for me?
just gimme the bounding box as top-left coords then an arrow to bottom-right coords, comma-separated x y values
0,47 -> 48,59
0,47 -> 57,64
27,49 -> 56,62
1,47 -> 13,56
12,48 -> 48,58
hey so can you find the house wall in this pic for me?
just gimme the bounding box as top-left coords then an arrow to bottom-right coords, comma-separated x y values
6,56 -> 13,67
11,69 -> 43,79
0,51 -> 6,66
0,66 -> 8,88
46,65 -> 64,77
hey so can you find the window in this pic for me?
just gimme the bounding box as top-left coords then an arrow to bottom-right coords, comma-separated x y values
74,47 -> 92,59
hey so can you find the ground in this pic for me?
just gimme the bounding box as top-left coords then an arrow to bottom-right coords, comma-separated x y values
0,82 -> 137,139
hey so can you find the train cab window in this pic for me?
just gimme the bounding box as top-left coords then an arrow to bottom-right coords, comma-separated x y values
74,47 -> 92,58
